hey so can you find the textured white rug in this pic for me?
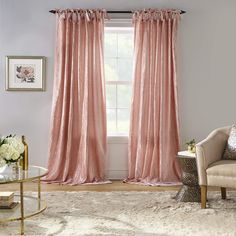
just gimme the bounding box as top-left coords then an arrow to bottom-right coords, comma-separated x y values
1,191 -> 236,235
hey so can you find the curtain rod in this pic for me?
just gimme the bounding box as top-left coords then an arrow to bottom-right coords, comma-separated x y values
49,10 -> 186,14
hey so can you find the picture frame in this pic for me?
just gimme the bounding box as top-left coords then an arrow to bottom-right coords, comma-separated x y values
6,56 -> 46,91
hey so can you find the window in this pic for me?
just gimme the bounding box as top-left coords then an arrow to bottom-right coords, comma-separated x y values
104,27 -> 134,135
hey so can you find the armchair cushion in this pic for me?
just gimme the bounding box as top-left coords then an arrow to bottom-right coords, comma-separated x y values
206,159 -> 236,188
207,160 -> 236,177
222,125 -> 236,160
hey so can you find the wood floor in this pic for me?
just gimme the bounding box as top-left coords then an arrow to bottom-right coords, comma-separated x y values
1,180 -> 222,192
1,180 -> 180,192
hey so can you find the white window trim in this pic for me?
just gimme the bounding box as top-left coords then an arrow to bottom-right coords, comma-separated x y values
107,135 -> 128,144
106,81 -> 131,85
105,18 -> 132,28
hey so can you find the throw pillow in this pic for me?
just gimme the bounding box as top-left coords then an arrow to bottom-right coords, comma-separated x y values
222,125 -> 236,160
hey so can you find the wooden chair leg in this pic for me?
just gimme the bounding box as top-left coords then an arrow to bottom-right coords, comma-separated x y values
201,186 -> 207,209
221,187 -> 226,199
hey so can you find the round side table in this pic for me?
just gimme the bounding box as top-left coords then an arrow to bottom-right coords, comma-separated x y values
175,151 -> 201,202
0,165 -> 48,235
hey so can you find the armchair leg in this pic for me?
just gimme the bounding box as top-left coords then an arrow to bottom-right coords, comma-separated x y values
221,187 -> 226,199
201,186 -> 207,209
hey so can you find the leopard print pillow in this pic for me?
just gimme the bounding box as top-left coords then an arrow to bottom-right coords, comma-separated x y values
223,125 -> 236,160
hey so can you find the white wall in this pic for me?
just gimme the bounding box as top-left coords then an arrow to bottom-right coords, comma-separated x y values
0,0 -> 236,179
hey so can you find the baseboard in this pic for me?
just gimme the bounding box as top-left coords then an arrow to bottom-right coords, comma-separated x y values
107,170 -> 128,179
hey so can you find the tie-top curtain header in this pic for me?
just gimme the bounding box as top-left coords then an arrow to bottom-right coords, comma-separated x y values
51,9 -> 181,22
133,9 -> 181,21
53,9 -> 108,22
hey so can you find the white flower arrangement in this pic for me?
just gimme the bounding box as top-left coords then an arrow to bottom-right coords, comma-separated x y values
0,135 -> 25,167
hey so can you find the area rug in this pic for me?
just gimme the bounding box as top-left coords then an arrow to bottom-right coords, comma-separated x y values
1,191 -> 236,235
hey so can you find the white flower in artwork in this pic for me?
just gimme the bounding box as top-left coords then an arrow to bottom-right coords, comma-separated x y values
16,66 -> 35,83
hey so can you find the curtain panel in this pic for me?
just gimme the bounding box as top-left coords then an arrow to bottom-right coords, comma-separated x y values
126,9 -> 181,185
44,9 -> 109,185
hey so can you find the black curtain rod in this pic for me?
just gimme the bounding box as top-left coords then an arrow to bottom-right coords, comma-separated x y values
49,10 -> 186,14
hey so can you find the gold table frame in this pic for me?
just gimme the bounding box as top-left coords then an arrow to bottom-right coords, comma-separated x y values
0,166 -> 48,235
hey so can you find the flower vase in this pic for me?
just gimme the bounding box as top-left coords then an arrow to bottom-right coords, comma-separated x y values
10,162 -> 20,177
0,164 -> 7,174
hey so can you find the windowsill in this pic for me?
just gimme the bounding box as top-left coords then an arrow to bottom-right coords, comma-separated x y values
107,135 -> 128,144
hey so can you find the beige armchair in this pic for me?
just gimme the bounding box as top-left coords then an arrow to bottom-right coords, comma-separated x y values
196,126 -> 236,208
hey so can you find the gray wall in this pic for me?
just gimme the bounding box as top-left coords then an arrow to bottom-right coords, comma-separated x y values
0,0 -> 235,168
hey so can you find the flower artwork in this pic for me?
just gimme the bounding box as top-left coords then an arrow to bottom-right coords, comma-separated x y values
0,135 -> 25,167
15,65 -> 35,83
6,56 -> 45,91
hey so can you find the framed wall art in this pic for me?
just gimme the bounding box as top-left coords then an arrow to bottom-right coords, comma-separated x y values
6,56 -> 46,91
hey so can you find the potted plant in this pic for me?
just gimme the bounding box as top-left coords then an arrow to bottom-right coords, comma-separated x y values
186,139 -> 196,153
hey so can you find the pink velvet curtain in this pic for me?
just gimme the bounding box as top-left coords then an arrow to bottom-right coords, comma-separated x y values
44,9 -> 109,185
126,10 -> 181,185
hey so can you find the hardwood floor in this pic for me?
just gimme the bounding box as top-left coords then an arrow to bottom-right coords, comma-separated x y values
1,180 -> 222,192
1,180 -> 180,192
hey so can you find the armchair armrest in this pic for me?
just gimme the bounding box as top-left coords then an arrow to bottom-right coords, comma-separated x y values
196,127 -> 230,186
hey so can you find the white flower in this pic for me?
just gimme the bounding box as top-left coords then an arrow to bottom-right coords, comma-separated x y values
0,144 -> 21,161
5,137 -> 24,154
0,157 -> 6,167
0,135 -> 24,163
